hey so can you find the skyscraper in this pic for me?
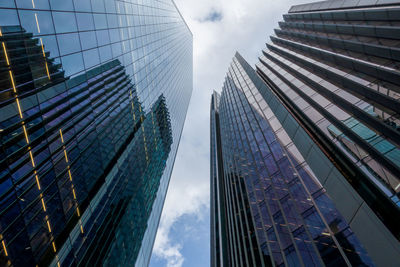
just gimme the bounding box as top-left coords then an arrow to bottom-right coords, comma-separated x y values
211,1 -> 400,266
0,1 -> 192,267
211,52 -> 374,267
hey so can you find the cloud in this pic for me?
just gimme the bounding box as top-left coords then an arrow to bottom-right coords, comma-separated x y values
152,226 -> 183,267
198,10 -> 223,22
152,128 -> 210,266
151,0 -> 306,266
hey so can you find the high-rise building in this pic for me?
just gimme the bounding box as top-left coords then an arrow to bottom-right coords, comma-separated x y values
211,1 -> 400,266
211,52 -> 374,267
0,1 -> 192,267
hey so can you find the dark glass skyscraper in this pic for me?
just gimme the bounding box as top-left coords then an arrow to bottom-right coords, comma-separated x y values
211,53 -> 373,267
211,1 -> 400,266
0,1 -> 192,267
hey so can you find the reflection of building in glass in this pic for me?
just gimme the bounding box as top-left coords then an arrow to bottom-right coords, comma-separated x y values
0,0 -> 192,266
67,94 -> 173,267
211,53 -> 374,267
212,1 -> 400,266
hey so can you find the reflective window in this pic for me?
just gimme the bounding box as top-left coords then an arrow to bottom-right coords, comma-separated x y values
83,48 -> 100,69
49,0 -> 74,11
16,0 -> 49,9
0,9 -> 19,26
61,53 -> 84,76
96,30 -> 110,46
107,14 -> 118,28
40,35 -> 60,57
91,0 -> 105,13
76,13 -> 95,31
52,11 -> 77,33
57,33 -> 81,56
19,10 -> 54,35
93,14 -> 107,30
105,1 -> 116,13
79,31 -> 97,50
99,45 -> 112,63
109,28 -> 121,43
73,0 -> 91,12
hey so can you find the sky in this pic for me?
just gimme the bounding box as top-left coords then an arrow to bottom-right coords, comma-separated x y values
149,0 -> 306,266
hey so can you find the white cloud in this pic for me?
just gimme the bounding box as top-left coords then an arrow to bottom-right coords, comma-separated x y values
151,0 -> 306,266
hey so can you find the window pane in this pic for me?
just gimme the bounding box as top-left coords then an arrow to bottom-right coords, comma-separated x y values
76,13 -> 95,31
79,31 -> 97,50
93,13 -> 107,30
39,35 -> 60,58
16,0 -> 49,9
49,0 -> 74,11
57,33 -> 81,56
19,10 -> 55,35
0,9 -> 19,27
83,48 -> 100,69
52,12 -> 77,33
91,0 -> 105,13
61,53 -> 84,76
99,45 -> 112,63
0,0 -> 15,8
73,0 -> 91,12
96,30 -> 110,46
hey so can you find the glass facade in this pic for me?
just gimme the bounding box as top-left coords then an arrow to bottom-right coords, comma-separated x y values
0,1 -> 192,267
254,0 -> 400,265
210,53 -> 373,267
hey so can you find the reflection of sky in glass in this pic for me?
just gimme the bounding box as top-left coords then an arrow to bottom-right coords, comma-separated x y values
61,53 -> 85,77
0,9 -> 19,26
16,0 -> 49,9
0,1 -> 192,266
53,11 -> 77,33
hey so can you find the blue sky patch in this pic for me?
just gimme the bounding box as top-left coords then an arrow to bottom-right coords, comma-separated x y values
200,10 -> 223,22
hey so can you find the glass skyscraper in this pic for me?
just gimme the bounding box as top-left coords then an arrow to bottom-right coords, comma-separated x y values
211,1 -> 400,266
0,1 -> 192,267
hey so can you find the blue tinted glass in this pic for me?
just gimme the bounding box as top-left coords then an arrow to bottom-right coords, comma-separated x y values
93,13 -> 107,30
387,149 -> 400,166
0,9 -> 19,26
98,45 -> 112,63
79,31 -> 97,50
105,0 -> 116,13
49,0 -> 73,11
0,0 -> 15,8
73,0 -> 91,12
109,28 -> 120,43
61,53 -> 84,76
120,28 -> 128,41
52,12 -> 77,33
107,14 -> 118,28
96,30 -> 110,46
0,1 -> 193,267
40,35 -> 60,58
111,43 -> 122,58
57,33 -> 81,56
83,48 -> 100,69
91,0 -> 105,13
116,1 -> 125,14
18,10 -> 55,35
76,13 -> 95,31
0,178 -> 12,196
16,0 -> 49,9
